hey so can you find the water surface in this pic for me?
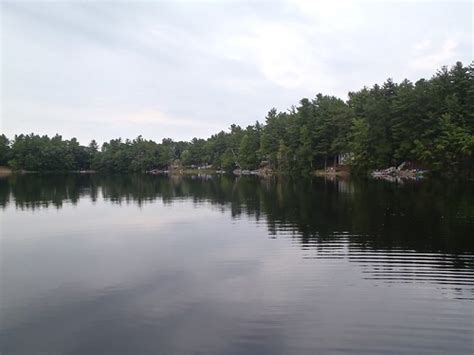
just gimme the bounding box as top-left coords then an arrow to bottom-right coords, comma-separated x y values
1,174 -> 473,354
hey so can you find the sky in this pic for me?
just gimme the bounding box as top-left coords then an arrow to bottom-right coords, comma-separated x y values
1,0 -> 472,144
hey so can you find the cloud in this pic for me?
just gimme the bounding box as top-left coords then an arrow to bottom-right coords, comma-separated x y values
411,39 -> 459,70
1,0 -> 472,143
413,40 -> 431,51
119,109 -> 216,129
220,19 -> 333,91
290,0 -> 365,32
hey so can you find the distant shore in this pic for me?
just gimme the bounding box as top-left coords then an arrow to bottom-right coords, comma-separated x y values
2,166 -> 472,183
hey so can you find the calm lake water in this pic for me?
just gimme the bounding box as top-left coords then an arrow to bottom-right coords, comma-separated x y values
1,174 -> 473,354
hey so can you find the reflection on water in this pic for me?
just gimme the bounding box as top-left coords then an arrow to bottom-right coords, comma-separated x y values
1,174 -> 473,354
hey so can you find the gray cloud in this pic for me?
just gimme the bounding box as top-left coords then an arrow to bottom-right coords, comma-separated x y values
1,0 -> 472,144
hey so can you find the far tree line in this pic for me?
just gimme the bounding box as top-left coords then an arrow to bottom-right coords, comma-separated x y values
1,62 -> 473,175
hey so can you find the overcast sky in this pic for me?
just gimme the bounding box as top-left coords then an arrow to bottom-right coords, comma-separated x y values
1,0 -> 472,144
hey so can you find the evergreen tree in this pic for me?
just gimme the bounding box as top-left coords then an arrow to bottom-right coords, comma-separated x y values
2,62 -> 472,176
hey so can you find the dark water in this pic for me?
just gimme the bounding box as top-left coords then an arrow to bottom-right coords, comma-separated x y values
1,174 -> 473,354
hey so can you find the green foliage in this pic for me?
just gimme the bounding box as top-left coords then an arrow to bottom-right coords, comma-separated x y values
7,134 -> 92,171
413,114 -> 474,172
349,118 -> 371,172
277,140 -> 290,172
0,134 -> 11,165
239,127 -> 260,169
2,62 -> 472,175
346,61 -> 473,173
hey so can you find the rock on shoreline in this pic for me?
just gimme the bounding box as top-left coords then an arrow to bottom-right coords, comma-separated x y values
371,162 -> 427,181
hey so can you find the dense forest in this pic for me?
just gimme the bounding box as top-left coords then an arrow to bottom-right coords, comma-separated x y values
1,62 -> 473,175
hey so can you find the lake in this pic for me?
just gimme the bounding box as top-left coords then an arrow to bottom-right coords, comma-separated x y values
1,174 -> 473,354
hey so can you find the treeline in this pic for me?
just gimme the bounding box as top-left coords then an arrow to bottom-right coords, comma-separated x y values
1,62 -> 473,175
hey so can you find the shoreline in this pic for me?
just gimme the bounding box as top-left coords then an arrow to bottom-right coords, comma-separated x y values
0,166 -> 13,177
1,167 -> 472,182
